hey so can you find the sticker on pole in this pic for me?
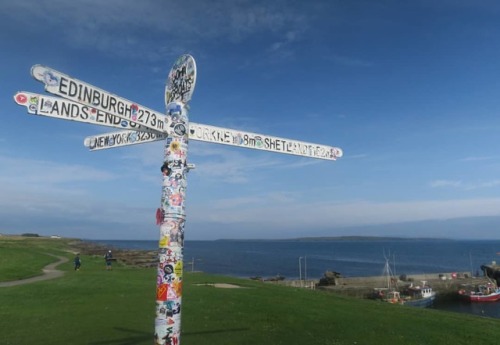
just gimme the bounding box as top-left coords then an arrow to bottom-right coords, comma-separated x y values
165,54 -> 197,105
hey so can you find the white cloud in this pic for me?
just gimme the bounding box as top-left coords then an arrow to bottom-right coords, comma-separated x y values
348,154 -> 368,159
430,179 -> 500,190
465,180 -> 500,190
267,29 -> 302,59
3,146 -> 500,239
330,54 -> 373,67
0,154 -> 116,220
188,141 -> 292,184
430,180 -> 462,188
0,152 -> 157,238
0,154 -> 114,186
460,156 -> 495,162
2,0 -> 309,61
189,197 -> 500,230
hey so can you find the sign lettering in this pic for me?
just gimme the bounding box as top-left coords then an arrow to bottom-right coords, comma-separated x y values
84,130 -> 167,150
14,92 -> 155,132
31,65 -> 170,133
188,123 -> 343,161
84,123 -> 343,160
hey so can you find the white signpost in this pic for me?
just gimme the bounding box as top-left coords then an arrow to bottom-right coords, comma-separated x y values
31,65 -> 170,132
14,91 -> 157,133
14,55 -> 343,345
82,125 -> 343,160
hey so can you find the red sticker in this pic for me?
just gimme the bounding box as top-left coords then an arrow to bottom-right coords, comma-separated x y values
157,284 -> 168,301
15,93 -> 27,104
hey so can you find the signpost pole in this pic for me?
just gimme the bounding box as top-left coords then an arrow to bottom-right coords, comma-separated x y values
154,55 -> 196,345
154,112 -> 189,344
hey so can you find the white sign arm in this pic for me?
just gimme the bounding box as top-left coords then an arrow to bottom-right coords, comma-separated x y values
84,123 -> 343,160
14,91 -> 157,133
84,129 -> 167,150
30,65 -> 170,133
189,123 -> 343,161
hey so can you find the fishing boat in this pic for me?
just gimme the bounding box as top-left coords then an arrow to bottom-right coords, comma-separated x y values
373,289 -> 403,304
373,258 -> 436,307
400,281 -> 436,307
372,257 -> 403,304
458,282 -> 500,302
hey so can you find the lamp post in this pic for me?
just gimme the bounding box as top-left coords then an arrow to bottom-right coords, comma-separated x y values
304,256 -> 307,282
188,257 -> 202,272
299,256 -> 303,282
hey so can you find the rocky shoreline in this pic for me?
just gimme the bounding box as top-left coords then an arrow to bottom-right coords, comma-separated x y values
69,239 -> 158,268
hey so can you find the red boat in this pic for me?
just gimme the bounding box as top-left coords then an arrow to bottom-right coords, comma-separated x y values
458,282 -> 500,302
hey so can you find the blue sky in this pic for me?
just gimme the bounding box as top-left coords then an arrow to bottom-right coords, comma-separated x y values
2,0 -> 500,240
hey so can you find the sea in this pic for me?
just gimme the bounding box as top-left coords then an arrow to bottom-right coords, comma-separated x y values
87,238 -> 500,319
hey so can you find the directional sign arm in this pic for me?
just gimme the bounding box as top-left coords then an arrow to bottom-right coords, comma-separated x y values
84,122 -> 343,161
30,65 -> 170,133
17,90 -> 342,160
84,129 -> 167,150
13,91 -> 158,133
189,123 -> 343,161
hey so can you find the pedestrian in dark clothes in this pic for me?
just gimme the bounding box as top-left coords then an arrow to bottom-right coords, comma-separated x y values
74,254 -> 81,271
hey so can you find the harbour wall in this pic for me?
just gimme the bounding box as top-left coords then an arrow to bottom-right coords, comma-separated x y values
268,272 -> 491,299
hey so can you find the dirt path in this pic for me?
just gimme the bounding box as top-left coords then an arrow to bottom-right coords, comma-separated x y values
0,255 -> 68,287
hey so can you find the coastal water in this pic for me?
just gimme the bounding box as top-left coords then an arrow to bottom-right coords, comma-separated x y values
88,238 -> 500,319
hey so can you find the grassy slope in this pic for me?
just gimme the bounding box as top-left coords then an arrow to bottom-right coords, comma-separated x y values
0,237 -> 73,281
1,237 -> 500,345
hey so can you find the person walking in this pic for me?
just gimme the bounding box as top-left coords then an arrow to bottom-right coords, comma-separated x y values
74,254 -> 81,271
104,250 -> 113,270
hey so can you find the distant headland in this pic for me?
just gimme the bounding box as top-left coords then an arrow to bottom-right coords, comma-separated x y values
215,236 -> 453,242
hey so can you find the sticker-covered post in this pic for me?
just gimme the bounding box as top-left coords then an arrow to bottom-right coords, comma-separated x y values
154,55 -> 196,345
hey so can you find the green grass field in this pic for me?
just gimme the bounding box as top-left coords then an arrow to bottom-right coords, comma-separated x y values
1,236 -> 500,345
